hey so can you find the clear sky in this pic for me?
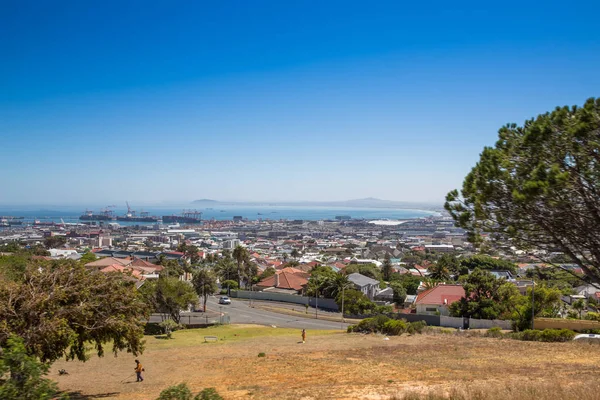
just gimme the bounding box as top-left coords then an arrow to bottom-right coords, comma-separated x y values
1,1 -> 599,205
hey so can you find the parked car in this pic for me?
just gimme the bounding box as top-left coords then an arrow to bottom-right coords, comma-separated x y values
219,296 -> 231,305
573,334 -> 600,341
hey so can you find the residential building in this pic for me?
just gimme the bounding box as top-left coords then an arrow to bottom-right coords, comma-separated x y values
415,284 -> 465,316
347,273 -> 380,300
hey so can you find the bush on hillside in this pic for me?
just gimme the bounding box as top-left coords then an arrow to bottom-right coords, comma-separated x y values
485,327 -> 504,338
382,320 -> 408,336
512,329 -> 575,342
348,316 -> 427,336
196,388 -> 224,400
406,320 -> 427,334
156,383 -> 224,400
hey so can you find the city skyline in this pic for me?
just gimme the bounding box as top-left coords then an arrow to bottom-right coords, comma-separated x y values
2,1 -> 599,204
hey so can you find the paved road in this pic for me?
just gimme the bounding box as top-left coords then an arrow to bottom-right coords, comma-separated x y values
205,296 -> 349,330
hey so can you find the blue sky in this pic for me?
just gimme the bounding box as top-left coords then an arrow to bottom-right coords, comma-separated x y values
1,1 -> 599,205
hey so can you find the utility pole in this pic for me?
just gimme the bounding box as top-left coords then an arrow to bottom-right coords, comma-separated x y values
531,280 -> 535,330
341,284 -> 345,328
315,286 -> 318,319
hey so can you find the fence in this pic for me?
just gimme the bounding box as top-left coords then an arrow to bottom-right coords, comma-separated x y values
469,318 -> 512,330
440,315 -> 463,328
231,290 -> 339,311
534,317 -> 600,331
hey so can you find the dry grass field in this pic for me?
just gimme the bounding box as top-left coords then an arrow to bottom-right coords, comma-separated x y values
51,325 -> 600,400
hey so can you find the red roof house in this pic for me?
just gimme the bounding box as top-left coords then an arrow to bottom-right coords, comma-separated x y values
415,284 -> 465,316
255,267 -> 309,294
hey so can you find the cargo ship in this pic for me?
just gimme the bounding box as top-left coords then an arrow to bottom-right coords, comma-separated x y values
0,217 -> 23,226
79,208 -> 114,221
116,202 -> 159,222
162,210 -> 202,224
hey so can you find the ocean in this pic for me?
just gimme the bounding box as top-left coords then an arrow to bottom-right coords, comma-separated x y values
0,204 -> 439,225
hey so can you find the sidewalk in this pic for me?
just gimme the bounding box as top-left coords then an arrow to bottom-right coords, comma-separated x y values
250,303 -> 362,324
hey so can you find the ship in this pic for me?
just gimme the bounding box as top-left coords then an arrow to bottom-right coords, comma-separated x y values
0,217 -> 23,226
162,209 -> 203,224
116,202 -> 159,222
79,207 -> 115,221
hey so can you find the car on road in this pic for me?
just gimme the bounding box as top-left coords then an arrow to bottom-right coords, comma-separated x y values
219,296 -> 231,305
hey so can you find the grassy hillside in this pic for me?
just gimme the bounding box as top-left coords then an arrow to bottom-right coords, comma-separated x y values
53,325 -> 600,399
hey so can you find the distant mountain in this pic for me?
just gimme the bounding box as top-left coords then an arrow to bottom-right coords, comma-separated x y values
190,197 -> 441,210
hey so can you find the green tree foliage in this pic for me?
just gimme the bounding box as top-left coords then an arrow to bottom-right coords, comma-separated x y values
525,266 -> 579,295
158,319 -> 181,339
139,277 -> 198,323
192,269 -> 218,312
335,289 -> 375,315
401,252 -> 425,267
449,269 -> 515,320
0,260 -> 148,363
459,255 -> 516,274
510,285 -> 563,331
428,262 -> 451,281
0,242 -> 24,253
344,263 -> 382,281
232,245 -> 249,288
258,267 -> 276,281
42,236 -> 67,249
290,248 -> 300,259
214,257 -> 238,283
0,335 -> 61,400
446,98 -> 600,284
79,251 -> 97,265
572,298 -> 586,319
390,273 -> 421,295
436,254 -> 461,276
381,254 -> 393,281
389,281 -> 407,305
158,258 -> 185,278
220,280 -> 239,291
305,266 -> 338,297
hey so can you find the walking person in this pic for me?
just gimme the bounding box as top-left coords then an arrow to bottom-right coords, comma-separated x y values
134,359 -> 144,382
301,328 -> 306,343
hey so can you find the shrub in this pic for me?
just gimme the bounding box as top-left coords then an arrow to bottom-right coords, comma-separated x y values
440,328 -> 455,335
374,305 -> 394,314
382,319 -> 408,336
539,329 -> 576,342
515,329 -> 576,342
195,388 -> 223,400
353,315 -> 391,333
407,321 -> 427,334
258,352 -> 266,357
485,327 -> 503,338
157,383 -> 193,400
156,384 -> 224,400
519,329 -> 542,341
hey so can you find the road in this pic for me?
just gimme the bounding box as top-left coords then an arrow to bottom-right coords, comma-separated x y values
205,296 -> 349,330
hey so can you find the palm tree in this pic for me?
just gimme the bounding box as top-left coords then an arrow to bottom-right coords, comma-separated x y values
326,273 -> 353,299
428,262 -> 451,281
291,248 -> 300,259
232,245 -> 249,289
214,257 -> 237,283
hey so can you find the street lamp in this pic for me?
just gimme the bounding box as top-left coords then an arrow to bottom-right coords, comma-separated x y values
341,284 -> 346,325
